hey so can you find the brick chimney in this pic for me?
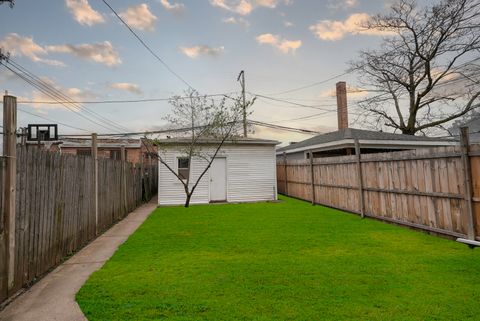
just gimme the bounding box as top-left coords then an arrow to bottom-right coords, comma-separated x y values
336,81 -> 348,130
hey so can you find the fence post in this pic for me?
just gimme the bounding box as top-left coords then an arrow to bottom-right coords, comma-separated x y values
2,95 -> 16,294
354,139 -> 365,218
283,152 -> 288,195
309,151 -> 315,205
121,145 -> 127,214
20,127 -> 26,146
91,133 -> 98,235
460,127 -> 476,240
140,153 -> 145,200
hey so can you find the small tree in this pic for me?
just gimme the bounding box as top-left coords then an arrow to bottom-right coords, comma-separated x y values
156,89 -> 254,207
351,0 -> 480,135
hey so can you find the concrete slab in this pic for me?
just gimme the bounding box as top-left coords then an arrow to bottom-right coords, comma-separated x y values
0,198 -> 158,321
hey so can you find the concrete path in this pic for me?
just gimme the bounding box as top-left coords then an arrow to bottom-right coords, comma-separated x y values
0,198 -> 158,321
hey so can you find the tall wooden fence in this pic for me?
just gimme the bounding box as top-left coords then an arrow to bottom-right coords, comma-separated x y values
0,146 -> 158,303
277,144 -> 480,241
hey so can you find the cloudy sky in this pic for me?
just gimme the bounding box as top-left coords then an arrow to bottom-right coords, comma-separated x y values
0,0 -> 395,142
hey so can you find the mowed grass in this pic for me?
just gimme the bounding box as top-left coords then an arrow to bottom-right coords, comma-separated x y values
77,196 -> 480,320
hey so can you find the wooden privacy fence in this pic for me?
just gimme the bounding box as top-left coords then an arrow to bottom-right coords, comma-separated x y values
0,145 -> 158,303
277,142 -> 480,242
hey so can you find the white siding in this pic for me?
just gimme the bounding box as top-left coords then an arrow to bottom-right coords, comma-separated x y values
158,144 -> 277,205
158,150 -> 210,206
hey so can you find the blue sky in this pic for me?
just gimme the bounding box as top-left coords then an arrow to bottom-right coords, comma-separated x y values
0,0 -> 393,142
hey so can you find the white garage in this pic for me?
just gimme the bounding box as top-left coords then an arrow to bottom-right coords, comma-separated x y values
157,138 -> 279,206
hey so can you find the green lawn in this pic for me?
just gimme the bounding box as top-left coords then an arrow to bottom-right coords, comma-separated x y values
77,196 -> 480,321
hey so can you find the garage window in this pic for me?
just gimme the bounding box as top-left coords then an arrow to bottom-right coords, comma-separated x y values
178,157 -> 190,180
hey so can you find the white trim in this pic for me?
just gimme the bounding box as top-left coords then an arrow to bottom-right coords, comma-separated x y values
276,138 -> 458,155
175,155 -> 190,183
273,147 -> 278,200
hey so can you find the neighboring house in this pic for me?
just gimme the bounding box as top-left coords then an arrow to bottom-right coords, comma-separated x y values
277,81 -> 458,161
450,112 -> 480,143
276,128 -> 458,161
29,137 -> 157,164
157,138 -> 279,206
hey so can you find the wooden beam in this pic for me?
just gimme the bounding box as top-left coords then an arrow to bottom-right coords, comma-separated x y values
3,95 -> 16,294
282,180 -> 464,199
280,152 -> 462,166
354,139 -> 365,218
460,127 -> 476,240
91,133 -> 98,235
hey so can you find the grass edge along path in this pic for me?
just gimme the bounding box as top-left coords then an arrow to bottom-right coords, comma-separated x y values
77,196 -> 480,321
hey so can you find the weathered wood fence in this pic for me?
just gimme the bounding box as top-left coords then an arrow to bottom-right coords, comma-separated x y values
277,142 -> 480,241
0,146 -> 158,303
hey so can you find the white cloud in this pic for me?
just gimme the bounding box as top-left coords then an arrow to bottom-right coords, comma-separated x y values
159,0 -> 185,13
327,0 -> 358,11
65,0 -> 105,26
119,4 -> 157,32
210,0 -> 279,15
0,33 -> 65,66
109,82 -> 142,95
47,41 -> 121,66
309,13 -> 389,41
284,21 -> 294,27
256,33 -> 301,54
22,77 -> 96,111
222,16 -> 250,28
0,33 -> 121,67
179,45 -> 225,58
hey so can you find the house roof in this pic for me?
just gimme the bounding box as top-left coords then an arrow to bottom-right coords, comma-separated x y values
276,128 -> 457,154
59,137 -> 142,148
156,137 -> 279,145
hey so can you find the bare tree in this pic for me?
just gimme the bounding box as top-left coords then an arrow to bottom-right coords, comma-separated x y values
351,0 -> 480,135
155,89 -> 255,207
0,0 -> 14,8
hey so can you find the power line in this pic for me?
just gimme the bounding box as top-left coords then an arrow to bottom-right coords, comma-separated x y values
2,63 -> 120,132
8,59 -> 130,132
267,71 -> 351,96
1,60 -> 129,133
269,111 -> 332,124
17,107 -> 89,132
248,120 -> 321,134
59,124 -> 216,138
253,93 -> 337,112
101,0 -> 193,89
17,93 -> 240,105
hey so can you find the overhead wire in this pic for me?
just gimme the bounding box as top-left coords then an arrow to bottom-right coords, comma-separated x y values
1,62 -> 129,133
101,0 -> 194,89
7,59 -> 130,132
17,107 -> 89,132
252,93 -> 338,111
17,92 -> 240,105
266,71 -> 351,96
248,120 -> 321,134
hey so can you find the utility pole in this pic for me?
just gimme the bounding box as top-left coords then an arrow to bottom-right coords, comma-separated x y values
237,70 -> 247,137
2,94 -> 16,296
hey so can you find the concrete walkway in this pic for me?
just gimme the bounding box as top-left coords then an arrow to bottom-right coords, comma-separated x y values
0,197 -> 158,321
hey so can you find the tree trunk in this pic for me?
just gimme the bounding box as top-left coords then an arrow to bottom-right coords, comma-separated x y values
185,193 -> 192,208
401,127 -> 416,135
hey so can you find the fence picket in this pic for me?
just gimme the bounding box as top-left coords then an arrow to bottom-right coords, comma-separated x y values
0,147 -> 158,303
278,145 -> 480,240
